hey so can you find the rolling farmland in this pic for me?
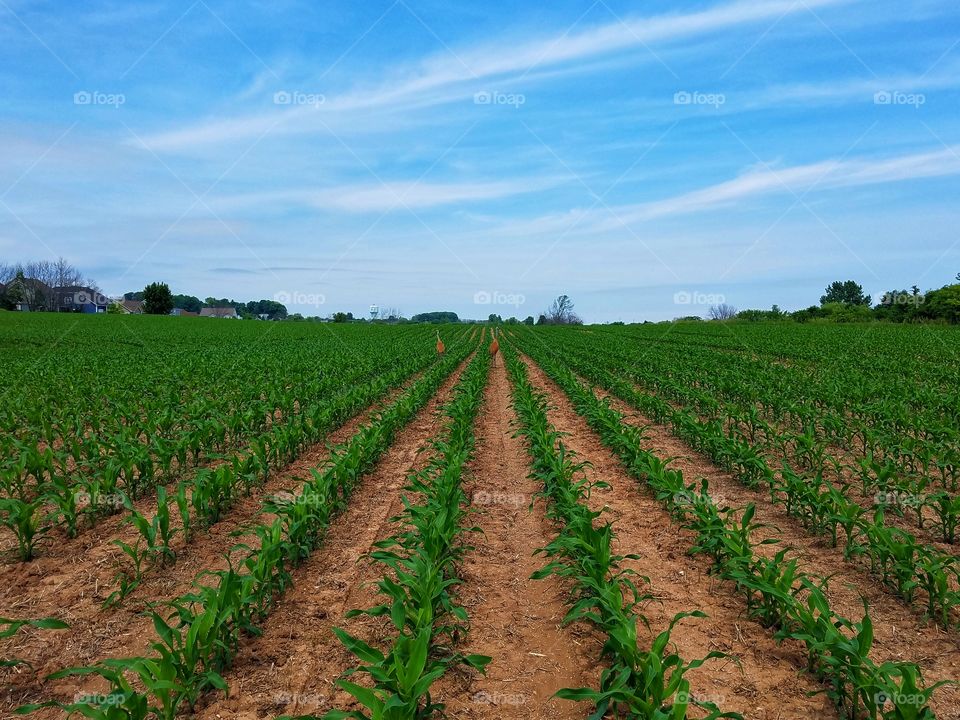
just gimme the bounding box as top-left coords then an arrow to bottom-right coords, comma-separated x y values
1,314 -> 959,719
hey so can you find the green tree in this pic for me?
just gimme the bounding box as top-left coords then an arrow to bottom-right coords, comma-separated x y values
523,316 -> 535,325
921,284 -> 960,323
143,282 -> 174,315
820,280 -> 870,306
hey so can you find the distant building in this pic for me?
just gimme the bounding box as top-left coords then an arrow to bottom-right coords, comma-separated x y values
54,286 -> 109,313
3,276 -> 51,311
199,307 -> 239,319
170,308 -> 199,317
117,299 -> 144,314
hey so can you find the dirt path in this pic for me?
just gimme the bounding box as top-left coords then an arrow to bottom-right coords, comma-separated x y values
436,357 -> 599,720
0,363 -> 452,717
588,378 -> 960,719
520,356 -> 831,719
192,357 -> 473,720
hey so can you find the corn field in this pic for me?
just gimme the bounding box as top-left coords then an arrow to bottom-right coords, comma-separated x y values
1,314 -> 958,719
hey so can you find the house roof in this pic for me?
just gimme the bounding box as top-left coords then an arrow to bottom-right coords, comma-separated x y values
11,277 -> 52,293
199,307 -> 239,317
120,299 -> 144,313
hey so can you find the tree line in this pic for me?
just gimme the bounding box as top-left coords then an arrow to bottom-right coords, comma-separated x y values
714,276 -> 960,324
124,284 -> 288,319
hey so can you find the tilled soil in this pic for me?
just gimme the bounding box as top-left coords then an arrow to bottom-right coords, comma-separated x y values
0,362 -> 451,717
589,376 -> 960,719
436,356 -> 599,720
7,345 -> 959,720
193,356 -> 473,719
520,356 -> 832,720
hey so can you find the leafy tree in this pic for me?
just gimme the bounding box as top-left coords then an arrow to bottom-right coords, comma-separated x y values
920,284 -> 960,323
737,307 -> 786,322
411,311 -> 459,323
487,313 -> 502,323
819,302 -> 873,322
173,294 -> 203,313
523,316 -> 535,325
820,280 -> 870,306
536,314 -> 547,325
143,282 -> 174,315
0,274 -> 25,310
245,299 -> 288,319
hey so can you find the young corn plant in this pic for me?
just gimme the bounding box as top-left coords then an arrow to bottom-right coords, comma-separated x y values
504,347 -> 738,720
322,350 -> 492,720
0,497 -> 51,561
22,343 -> 475,720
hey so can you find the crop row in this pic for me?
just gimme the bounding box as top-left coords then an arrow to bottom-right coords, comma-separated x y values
503,344 -> 741,719
512,336 -> 953,720
311,348 -> 492,719
17,341 -> 473,719
525,329 -> 960,628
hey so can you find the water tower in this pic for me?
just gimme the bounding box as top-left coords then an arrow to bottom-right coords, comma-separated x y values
369,304 -> 379,321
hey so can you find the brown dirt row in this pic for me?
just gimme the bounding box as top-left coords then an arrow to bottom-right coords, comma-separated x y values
519,356 -> 832,720
435,356 -> 599,720
0,360 -> 450,717
582,376 -> 960,719
192,355 -> 476,719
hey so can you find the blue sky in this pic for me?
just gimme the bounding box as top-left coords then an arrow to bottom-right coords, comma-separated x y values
1,0 -> 958,321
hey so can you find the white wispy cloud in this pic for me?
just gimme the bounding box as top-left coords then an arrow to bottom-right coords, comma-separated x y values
137,0 -> 854,151
210,176 -> 571,213
477,144 -> 960,238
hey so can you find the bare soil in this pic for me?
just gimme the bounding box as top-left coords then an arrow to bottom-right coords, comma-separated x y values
192,357 -> 473,719
436,357 -> 599,720
589,377 -> 960,719
520,356 -> 832,719
0,363 -> 448,717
